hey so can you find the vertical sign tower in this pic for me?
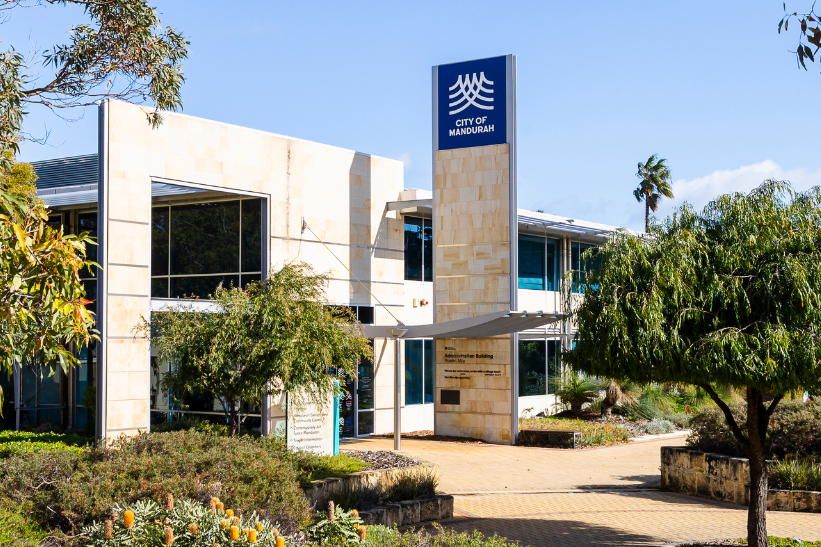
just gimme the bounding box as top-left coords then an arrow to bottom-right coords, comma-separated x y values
432,55 -> 518,444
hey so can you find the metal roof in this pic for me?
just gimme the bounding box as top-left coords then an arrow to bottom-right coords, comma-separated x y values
32,154 -> 98,189
37,181 -> 209,209
361,310 -> 563,339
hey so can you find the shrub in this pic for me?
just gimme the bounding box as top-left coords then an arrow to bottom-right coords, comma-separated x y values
687,400 -> 821,458
518,417 -> 630,447
769,457 -> 821,492
383,467 -> 439,502
555,372 -> 598,414
258,436 -> 366,485
151,415 -> 230,436
0,430 -> 91,458
643,418 -> 675,435
83,497 -> 284,547
0,430 -> 311,535
305,501 -> 364,546
359,524 -> 509,547
0,503 -> 49,547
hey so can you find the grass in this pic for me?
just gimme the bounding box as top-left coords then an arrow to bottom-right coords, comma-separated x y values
769,456 -> 821,491
735,538 -> 821,546
519,416 -> 631,447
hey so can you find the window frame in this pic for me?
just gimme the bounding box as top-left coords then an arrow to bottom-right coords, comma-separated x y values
404,215 -> 432,282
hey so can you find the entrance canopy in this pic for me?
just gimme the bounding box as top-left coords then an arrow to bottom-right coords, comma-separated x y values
361,310 -> 564,339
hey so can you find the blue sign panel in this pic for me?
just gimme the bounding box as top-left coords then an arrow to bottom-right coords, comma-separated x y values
437,55 -> 507,151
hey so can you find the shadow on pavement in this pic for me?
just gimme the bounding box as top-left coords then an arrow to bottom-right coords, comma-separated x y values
444,517 -> 664,547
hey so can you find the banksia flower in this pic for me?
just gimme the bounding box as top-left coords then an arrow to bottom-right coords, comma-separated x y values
358,525 -> 367,540
256,522 -> 262,532
104,520 -> 113,540
166,493 -> 174,511
221,519 -> 229,529
164,526 -> 174,545
111,509 -> 120,522
216,501 -> 225,512
328,501 -> 335,521
351,509 -> 359,517
271,528 -> 279,537
123,510 -> 135,528
276,537 -> 285,547
225,509 -> 234,518
189,523 -> 199,535
212,544 -> 221,547
248,530 -> 257,543
230,526 -> 240,541
208,499 -> 217,513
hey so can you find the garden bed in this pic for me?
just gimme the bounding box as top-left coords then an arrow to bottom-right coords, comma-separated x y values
370,430 -> 487,444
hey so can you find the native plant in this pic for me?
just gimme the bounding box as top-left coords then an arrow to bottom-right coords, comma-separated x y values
138,263 -> 373,436
633,154 -> 673,233
0,155 -> 97,408
555,371 -> 598,415
305,502 -> 365,546
565,180 -> 821,547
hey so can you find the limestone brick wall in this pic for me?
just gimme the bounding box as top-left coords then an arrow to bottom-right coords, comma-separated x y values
101,100 -> 404,439
661,446 -> 821,512
433,144 -> 513,445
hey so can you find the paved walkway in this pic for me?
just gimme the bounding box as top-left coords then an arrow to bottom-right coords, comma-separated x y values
341,436 -> 821,546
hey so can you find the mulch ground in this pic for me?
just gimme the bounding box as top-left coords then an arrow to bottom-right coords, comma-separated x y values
345,450 -> 422,470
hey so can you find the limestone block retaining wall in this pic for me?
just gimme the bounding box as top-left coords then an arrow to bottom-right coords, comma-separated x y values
661,446 -> 821,512
358,495 -> 454,527
307,461 -> 439,508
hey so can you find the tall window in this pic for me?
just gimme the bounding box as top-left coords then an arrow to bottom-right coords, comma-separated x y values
518,340 -> 560,396
404,217 -> 432,282
518,235 -> 559,291
405,339 -> 433,405
571,242 -> 600,294
151,198 -> 262,298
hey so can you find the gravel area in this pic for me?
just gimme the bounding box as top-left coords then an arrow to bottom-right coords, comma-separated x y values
346,450 -> 421,470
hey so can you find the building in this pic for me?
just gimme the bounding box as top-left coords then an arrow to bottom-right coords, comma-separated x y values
3,96 -> 621,445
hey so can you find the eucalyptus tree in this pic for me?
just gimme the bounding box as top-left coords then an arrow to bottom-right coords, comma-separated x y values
565,180 -> 821,547
0,0 -> 188,168
138,263 -> 373,437
0,155 -> 98,407
633,154 -> 674,233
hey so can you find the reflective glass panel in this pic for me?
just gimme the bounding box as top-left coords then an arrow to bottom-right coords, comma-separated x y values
357,410 -> 374,435
78,212 -> 97,278
518,235 -> 546,290
518,340 -> 547,396
423,219 -> 432,282
152,207 -> 169,276
404,340 -> 423,405
152,278 -> 169,298
357,345 -> 374,410
547,340 -> 559,394
170,275 -> 239,299
170,201 -> 240,275
241,199 -> 261,273
423,340 -> 433,403
404,217 -> 423,281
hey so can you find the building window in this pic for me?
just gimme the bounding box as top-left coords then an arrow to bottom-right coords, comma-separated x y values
518,340 -> 560,396
518,235 -> 559,291
151,198 -> 262,299
571,242 -> 600,293
404,339 -> 433,405
326,305 -> 375,325
404,217 -> 432,282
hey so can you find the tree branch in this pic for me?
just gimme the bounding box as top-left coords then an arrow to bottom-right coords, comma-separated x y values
699,383 -> 749,447
766,393 -> 784,418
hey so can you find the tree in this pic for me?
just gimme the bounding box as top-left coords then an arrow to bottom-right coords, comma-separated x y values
138,263 -> 373,437
779,4 -> 821,71
0,154 -> 98,408
0,0 -> 188,168
565,180 -> 821,547
633,154 -> 674,233
599,379 -> 639,418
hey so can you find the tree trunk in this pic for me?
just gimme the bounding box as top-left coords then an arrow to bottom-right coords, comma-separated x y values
645,197 -> 650,233
570,403 -> 582,416
601,400 -> 613,418
746,388 -> 769,547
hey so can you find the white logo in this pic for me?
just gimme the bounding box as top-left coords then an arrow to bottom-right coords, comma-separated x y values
448,72 -> 494,115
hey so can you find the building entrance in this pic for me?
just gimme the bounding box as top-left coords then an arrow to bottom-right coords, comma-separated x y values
339,342 -> 374,437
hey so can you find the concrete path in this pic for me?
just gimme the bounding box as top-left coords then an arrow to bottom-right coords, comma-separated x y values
341,436 -> 821,546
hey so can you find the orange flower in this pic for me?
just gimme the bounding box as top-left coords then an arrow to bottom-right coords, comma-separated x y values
276,537 -> 285,547
225,509 -> 234,518
358,525 -> 367,540
351,509 -> 359,517
123,510 -> 135,529
255,522 -> 263,532
247,530 -> 257,543
189,523 -> 200,535
216,502 -> 225,512
221,519 -> 229,529
230,526 -> 240,541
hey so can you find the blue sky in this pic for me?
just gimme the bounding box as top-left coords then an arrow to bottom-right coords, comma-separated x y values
8,1 -> 821,231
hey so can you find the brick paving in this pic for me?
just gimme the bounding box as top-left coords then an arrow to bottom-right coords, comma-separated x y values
341,436 -> 821,546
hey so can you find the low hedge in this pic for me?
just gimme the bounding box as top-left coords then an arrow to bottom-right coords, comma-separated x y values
0,430 -> 92,458
518,417 -> 631,447
687,400 -> 821,458
0,431 -> 311,537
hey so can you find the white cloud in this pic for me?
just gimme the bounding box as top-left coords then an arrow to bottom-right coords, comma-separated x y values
395,151 -> 413,172
656,160 -> 821,217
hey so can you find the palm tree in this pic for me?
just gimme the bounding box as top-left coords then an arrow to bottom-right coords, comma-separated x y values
634,154 -> 674,233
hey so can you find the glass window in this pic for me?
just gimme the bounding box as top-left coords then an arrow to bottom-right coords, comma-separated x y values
571,242 -> 599,293
404,217 -> 423,281
241,199 -> 262,273
519,340 -> 547,396
547,340 -> 559,395
545,238 -> 559,290
78,212 -> 97,278
404,339 -> 433,405
171,201 -> 240,276
170,275 -> 239,299
518,236 -> 546,290
152,207 -> 169,276
423,219 -> 432,282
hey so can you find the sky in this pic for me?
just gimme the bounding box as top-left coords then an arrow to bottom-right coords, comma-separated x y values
6,1 -> 821,232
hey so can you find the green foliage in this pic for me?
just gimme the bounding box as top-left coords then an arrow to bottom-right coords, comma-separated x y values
634,154 -> 673,232
0,0 -> 189,165
258,430 -> 367,486
383,468 -> 439,503
779,4 -> 821,72
151,416 -> 230,436
138,263 -> 373,436
518,417 -> 631,447
0,431 -> 311,535
0,157 -> 98,407
642,418 -> 676,435
358,524 -> 510,547
741,538 -> 821,547
84,498 -> 283,547
0,430 -> 91,458
555,371 -> 598,414
769,456 -> 821,491
687,400 -> 821,458
0,503 -> 49,547
306,503 -> 363,546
